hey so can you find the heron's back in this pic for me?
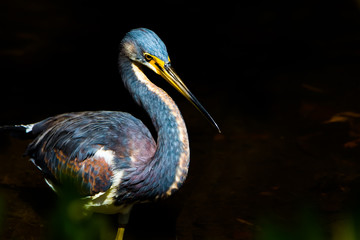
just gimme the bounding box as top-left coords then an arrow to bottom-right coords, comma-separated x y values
26,111 -> 156,197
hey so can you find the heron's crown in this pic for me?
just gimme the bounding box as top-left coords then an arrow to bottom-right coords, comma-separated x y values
121,28 -> 169,63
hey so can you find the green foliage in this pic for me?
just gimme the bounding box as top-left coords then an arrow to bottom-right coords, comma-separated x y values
256,206 -> 360,240
256,208 -> 324,240
47,186 -> 115,240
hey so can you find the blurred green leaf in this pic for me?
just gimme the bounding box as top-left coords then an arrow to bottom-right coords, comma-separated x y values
47,185 -> 115,240
256,208 -> 324,240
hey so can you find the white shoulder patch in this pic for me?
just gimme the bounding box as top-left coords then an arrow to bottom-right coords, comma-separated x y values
93,147 -> 115,165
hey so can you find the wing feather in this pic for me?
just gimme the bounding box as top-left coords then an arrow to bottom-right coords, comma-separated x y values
25,111 -> 156,197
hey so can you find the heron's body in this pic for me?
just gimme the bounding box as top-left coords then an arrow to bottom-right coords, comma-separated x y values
26,60 -> 189,212
4,28 -> 218,239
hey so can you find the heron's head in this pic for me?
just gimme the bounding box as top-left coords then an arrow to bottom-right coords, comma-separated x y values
120,28 -> 170,73
120,28 -> 220,133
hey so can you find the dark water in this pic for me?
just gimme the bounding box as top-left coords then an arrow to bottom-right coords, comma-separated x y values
1,0 -> 360,239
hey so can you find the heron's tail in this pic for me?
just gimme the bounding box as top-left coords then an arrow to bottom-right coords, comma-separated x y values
0,124 -> 34,138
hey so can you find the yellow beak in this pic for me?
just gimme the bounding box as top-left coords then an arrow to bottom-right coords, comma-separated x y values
147,55 -> 221,133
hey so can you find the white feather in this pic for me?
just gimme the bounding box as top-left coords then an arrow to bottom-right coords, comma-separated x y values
16,124 -> 34,133
93,147 -> 115,165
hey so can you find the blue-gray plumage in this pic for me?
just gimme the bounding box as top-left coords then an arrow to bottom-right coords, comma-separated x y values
121,28 -> 169,63
3,28 -> 219,240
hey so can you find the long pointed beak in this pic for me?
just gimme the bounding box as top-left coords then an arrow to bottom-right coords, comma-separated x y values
158,62 -> 221,133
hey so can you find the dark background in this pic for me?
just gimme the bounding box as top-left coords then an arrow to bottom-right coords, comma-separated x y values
1,0 -> 360,239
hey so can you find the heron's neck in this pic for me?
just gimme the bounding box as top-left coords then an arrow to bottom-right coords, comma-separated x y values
119,56 -> 190,198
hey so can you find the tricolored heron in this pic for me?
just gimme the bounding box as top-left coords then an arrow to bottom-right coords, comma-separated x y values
3,28 -> 220,240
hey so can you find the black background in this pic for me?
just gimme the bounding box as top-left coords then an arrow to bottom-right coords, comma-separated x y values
1,0 -> 359,124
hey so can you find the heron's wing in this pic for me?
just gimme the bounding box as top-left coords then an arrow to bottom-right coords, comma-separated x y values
25,111 -> 156,197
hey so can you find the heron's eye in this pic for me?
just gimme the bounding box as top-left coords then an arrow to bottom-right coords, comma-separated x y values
144,53 -> 153,62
